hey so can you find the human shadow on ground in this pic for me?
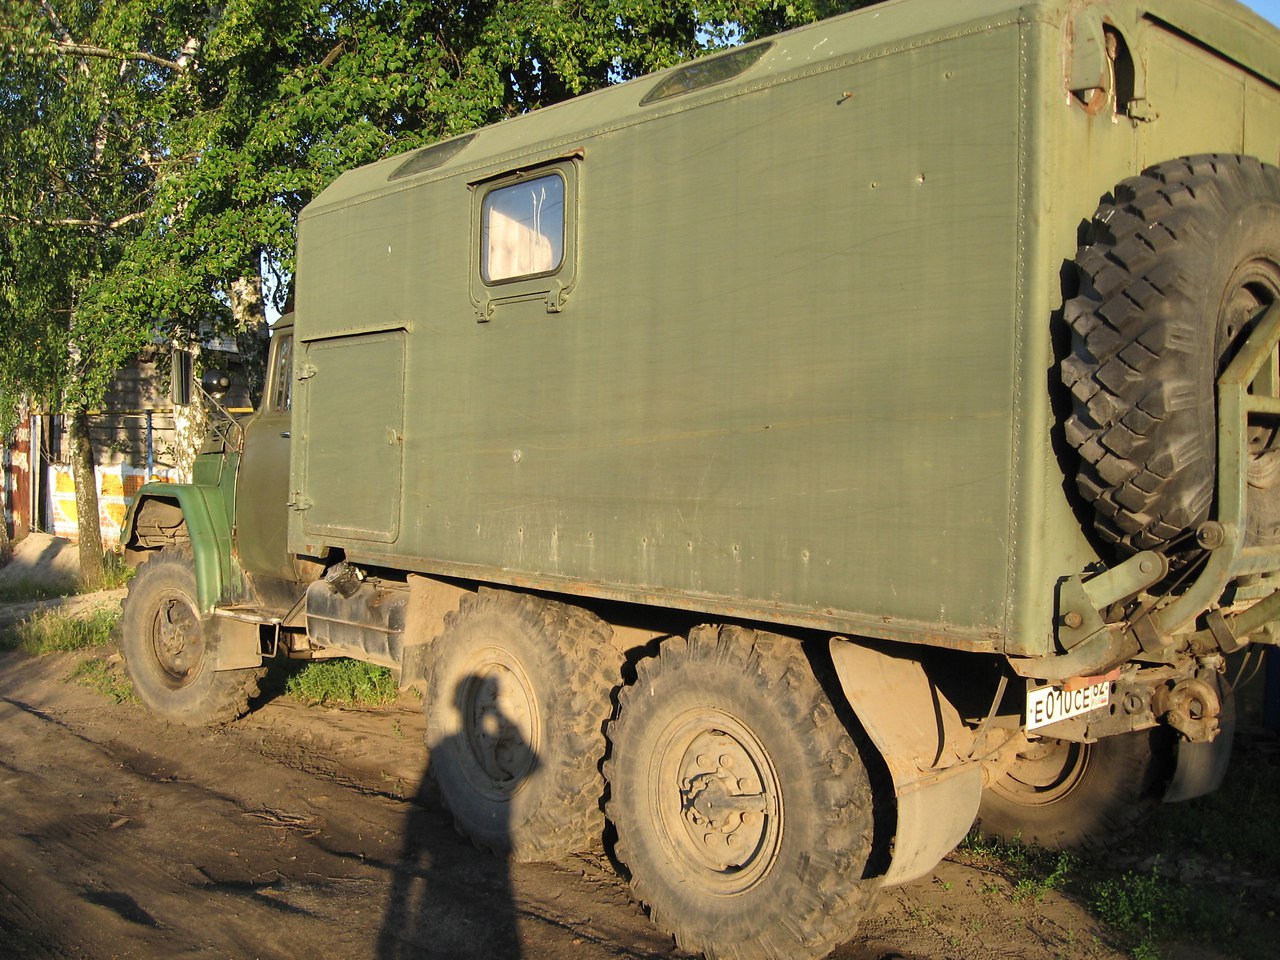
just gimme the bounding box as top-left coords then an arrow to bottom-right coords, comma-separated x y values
375,673 -> 534,959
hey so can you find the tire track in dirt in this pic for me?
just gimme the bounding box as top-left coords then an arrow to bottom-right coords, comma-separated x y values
0,651 -> 678,959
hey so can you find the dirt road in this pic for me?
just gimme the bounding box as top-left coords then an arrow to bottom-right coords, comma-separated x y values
0,642 -> 1236,960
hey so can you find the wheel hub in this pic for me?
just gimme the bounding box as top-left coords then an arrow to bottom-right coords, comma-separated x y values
657,717 -> 781,888
460,658 -> 538,796
995,738 -> 1089,807
151,596 -> 203,683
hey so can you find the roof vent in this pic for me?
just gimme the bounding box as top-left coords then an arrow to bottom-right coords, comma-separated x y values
389,134 -> 477,181
640,42 -> 773,106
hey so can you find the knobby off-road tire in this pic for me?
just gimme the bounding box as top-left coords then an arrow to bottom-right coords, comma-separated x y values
1063,154 -> 1280,556
422,587 -> 618,862
119,547 -> 264,726
606,625 -> 876,960
976,730 -> 1173,852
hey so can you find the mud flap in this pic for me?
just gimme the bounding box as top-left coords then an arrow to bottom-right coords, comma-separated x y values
211,618 -> 264,671
829,637 -> 983,886
1164,691 -> 1235,804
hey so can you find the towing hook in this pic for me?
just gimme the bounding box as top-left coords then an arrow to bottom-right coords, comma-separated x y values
1151,678 -> 1221,743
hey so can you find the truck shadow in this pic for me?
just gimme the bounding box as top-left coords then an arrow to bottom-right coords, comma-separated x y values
375,674 -> 531,959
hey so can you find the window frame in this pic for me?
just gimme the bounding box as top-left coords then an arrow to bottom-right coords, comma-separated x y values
470,158 -> 579,321
266,330 -> 294,415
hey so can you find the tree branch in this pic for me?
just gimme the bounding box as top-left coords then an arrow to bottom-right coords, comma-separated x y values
0,211 -> 145,230
318,39 -> 347,70
55,41 -> 184,72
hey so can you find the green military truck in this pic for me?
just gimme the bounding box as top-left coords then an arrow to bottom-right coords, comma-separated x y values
119,0 -> 1280,956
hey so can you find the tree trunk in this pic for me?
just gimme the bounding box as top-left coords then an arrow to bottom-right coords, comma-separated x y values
0,470 -> 11,563
230,273 -> 269,407
67,409 -> 105,589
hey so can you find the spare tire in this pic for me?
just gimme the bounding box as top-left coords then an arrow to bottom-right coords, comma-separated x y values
1062,154 -> 1280,557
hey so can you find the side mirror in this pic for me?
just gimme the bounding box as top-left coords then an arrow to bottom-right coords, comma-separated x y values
201,369 -> 232,400
170,348 -> 193,407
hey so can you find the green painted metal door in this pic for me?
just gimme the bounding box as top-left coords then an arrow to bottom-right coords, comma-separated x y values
298,330 -> 406,543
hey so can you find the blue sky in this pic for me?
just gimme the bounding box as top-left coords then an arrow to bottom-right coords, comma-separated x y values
1243,0 -> 1280,25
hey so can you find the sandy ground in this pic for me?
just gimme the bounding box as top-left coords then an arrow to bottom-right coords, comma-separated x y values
0,562 -> 1272,959
0,636 -> 1133,960
0,533 -> 126,628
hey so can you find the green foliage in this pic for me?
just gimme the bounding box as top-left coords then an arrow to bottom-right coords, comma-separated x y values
99,551 -> 135,590
1,0 -> 878,400
957,831 -> 1076,902
1091,868 -> 1233,960
1148,732 -> 1280,877
282,658 -> 399,707
1,606 -> 121,654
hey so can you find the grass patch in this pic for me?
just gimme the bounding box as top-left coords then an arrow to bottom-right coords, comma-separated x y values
0,552 -> 133,603
71,656 -> 137,705
1091,867 -> 1235,960
99,552 -> 135,590
1147,733 -> 1280,877
282,659 -> 399,707
958,733 -> 1280,960
957,832 -> 1076,902
0,607 -> 120,654
0,578 -> 76,603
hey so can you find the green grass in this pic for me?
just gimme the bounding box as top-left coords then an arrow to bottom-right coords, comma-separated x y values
0,607 -> 120,654
99,552 -> 135,590
71,656 -> 137,704
958,734 -> 1280,960
1090,867 -> 1235,960
957,832 -> 1076,903
1147,734 -> 1280,877
281,659 -> 399,707
0,578 -> 76,603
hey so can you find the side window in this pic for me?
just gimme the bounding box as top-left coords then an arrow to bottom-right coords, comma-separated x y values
270,333 -> 293,413
482,174 -> 565,283
470,160 -> 578,321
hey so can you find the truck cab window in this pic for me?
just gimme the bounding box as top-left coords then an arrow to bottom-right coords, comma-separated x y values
481,174 -> 565,282
270,333 -> 293,413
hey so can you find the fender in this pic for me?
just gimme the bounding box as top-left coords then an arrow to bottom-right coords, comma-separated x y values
122,480 -> 241,614
829,637 -> 984,886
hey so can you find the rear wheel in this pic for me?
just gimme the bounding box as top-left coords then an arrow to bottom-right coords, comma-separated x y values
976,730 -> 1173,851
1062,154 -> 1280,555
120,547 -> 264,726
606,626 -> 875,960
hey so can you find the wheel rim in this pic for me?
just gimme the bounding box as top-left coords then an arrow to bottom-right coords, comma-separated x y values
650,709 -> 782,895
456,647 -> 540,800
991,739 -> 1090,808
1223,261 -> 1280,489
149,591 -> 205,689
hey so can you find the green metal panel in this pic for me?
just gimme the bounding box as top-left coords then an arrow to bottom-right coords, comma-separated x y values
235,327 -> 298,581
296,330 -> 406,543
291,0 -> 1280,655
125,471 -> 240,613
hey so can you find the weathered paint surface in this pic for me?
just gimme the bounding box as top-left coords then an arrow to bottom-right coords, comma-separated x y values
284,0 -> 1280,656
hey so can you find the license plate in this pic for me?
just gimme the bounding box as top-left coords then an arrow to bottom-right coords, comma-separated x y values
1026,681 -> 1111,730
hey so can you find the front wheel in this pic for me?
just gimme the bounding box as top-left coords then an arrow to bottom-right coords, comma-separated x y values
119,547 -> 264,726
606,626 -> 875,960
